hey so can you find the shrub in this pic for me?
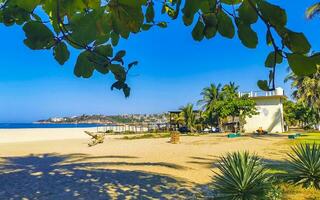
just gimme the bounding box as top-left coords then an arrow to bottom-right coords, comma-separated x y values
287,143 -> 320,189
213,151 -> 272,199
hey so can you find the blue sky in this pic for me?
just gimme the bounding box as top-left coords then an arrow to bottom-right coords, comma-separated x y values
0,1 -> 319,122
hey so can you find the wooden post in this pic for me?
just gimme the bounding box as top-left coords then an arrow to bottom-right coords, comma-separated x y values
170,131 -> 180,144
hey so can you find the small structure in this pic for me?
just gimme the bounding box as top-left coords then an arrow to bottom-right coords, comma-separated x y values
97,124 -> 149,133
168,110 -> 201,131
239,88 -> 286,133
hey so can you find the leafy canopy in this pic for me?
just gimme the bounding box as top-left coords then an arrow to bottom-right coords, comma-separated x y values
198,82 -> 257,132
0,0 -> 318,95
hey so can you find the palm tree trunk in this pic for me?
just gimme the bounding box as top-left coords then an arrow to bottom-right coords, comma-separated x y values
218,117 -> 223,132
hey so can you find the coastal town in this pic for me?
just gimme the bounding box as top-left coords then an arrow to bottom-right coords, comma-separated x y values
36,114 -> 168,125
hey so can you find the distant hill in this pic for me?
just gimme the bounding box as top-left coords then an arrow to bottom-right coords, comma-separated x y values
36,114 -> 168,124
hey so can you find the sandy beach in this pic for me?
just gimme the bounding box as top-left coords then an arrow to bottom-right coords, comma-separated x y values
0,128 -> 290,199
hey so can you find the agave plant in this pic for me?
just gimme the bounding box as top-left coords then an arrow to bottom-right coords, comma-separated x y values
213,151 -> 271,200
287,143 -> 320,189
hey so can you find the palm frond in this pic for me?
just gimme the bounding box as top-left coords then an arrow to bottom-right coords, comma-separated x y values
306,3 -> 320,19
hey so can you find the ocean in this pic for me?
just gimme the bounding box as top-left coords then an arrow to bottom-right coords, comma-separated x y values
0,123 -> 103,129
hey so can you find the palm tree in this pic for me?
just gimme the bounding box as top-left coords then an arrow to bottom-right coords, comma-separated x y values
306,2 -> 320,19
179,103 -> 196,132
198,83 -> 222,110
285,66 -> 320,129
198,83 -> 221,128
221,82 -> 239,100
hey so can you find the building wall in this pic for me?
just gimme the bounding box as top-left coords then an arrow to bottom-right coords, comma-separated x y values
244,97 -> 284,133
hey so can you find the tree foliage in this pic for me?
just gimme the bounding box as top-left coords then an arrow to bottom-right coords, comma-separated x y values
198,83 -> 222,127
0,0 -> 318,95
179,103 -> 197,132
198,82 -> 257,132
283,99 -> 318,129
285,66 -> 320,128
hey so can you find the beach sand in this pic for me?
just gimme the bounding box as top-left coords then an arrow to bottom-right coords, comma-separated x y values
0,128 -> 289,199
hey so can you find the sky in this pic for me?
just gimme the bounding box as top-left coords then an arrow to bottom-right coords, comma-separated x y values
0,1 -> 320,122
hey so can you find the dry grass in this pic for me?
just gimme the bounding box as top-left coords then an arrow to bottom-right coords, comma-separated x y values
280,183 -> 320,200
121,132 -> 171,140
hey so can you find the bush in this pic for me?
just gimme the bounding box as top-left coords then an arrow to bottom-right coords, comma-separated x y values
287,143 -> 320,189
213,151 -> 272,199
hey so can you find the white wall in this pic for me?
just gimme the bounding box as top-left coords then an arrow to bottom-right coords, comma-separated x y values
244,97 -> 284,133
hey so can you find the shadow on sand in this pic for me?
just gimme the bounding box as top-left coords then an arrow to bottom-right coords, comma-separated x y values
0,154 -> 198,199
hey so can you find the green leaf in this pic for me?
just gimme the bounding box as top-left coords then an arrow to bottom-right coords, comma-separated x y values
95,63 -> 109,75
203,13 -> 217,27
69,11 -> 101,46
82,0 -> 101,9
117,0 -> 147,7
23,21 -> 54,50
265,51 -> 283,68
2,6 -> 30,26
192,19 -> 205,41
203,12 -> 218,38
146,3 -> 155,23
157,22 -> 167,28
53,42 -> 70,65
220,0 -> 242,5
217,10 -> 235,39
204,25 -> 217,39
123,84 -> 131,97
182,0 -> 199,19
128,61 -> 138,69
111,81 -> 131,97
311,53 -> 320,66
113,50 -> 126,65
74,51 -> 95,78
114,50 -> 126,61
13,0 -> 41,12
183,15 -> 194,26
237,22 -> 258,48
238,0 -> 258,24
258,1 -> 287,28
182,0 -> 202,26
282,29 -> 311,54
94,44 -> 113,58
257,80 -> 270,91
109,64 -> 126,81
111,32 -> 120,46
142,24 -> 153,30
287,53 -> 317,76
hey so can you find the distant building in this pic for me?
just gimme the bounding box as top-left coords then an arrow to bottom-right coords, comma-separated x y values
50,117 -> 64,122
240,88 -> 286,133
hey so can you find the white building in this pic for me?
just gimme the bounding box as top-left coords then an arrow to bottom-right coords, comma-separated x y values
240,88 -> 286,133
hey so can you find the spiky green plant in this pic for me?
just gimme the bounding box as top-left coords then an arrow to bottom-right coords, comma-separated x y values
287,143 -> 320,189
213,151 -> 271,200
